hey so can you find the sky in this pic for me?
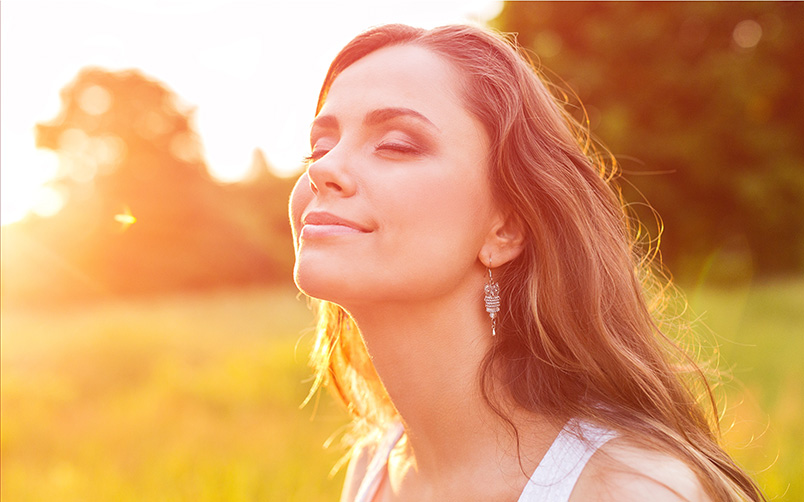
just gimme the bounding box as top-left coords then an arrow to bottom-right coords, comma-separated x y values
0,0 -> 502,225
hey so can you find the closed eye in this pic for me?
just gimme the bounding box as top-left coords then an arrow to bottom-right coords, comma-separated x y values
375,141 -> 423,156
303,148 -> 330,164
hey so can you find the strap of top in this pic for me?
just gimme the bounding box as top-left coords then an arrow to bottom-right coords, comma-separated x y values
353,422 -> 405,502
352,420 -> 616,502
517,420 -> 618,502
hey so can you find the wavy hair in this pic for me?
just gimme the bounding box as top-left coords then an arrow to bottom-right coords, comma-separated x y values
301,23 -> 764,501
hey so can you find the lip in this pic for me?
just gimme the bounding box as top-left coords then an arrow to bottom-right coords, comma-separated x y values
300,211 -> 371,239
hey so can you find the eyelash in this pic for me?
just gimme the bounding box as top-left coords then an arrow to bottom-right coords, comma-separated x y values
302,150 -> 328,164
375,141 -> 422,155
302,140 -> 422,164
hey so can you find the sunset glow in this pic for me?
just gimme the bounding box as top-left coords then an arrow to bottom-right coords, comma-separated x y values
0,1 -> 502,225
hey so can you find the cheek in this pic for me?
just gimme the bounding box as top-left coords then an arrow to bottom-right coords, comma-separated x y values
386,174 -> 493,258
421,173 -> 490,227
289,172 -> 312,241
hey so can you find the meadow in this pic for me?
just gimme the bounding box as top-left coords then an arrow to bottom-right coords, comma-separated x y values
2,280 -> 801,501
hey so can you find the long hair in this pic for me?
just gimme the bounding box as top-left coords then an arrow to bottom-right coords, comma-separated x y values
302,24 -> 764,501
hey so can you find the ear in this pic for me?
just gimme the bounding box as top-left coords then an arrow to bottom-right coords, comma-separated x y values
478,211 -> 526,268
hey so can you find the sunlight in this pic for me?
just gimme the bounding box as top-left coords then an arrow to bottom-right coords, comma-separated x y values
0,1 -> 503,224
0,145 -> 61,225
114,207 -> 137,230
32,186 -> 66,219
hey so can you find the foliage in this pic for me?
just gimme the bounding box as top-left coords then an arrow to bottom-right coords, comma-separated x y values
2,69 -> 297,305
491,2 -> 804,280
2,283 -> 801,500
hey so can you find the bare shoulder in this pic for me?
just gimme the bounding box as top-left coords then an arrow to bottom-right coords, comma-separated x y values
340,439 -> 375,502
569,436 -> 711,502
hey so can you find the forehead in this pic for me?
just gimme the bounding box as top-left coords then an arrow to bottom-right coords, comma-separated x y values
320,44 -> 472,130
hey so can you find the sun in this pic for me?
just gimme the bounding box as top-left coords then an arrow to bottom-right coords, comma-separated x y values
1,147 -> 63,225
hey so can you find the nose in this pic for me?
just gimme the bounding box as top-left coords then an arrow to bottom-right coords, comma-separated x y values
307,148 -> 357,198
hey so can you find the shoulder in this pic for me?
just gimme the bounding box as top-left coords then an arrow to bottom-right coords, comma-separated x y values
340,437 -> 376,502
569,436 -> 711,502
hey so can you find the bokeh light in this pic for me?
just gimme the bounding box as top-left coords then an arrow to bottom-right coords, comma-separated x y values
733,19 -> 763,49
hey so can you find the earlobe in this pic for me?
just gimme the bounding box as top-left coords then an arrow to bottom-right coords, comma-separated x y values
479,213 -> 526,268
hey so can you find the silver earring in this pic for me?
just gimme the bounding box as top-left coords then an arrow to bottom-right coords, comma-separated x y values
484,267 -> 500,336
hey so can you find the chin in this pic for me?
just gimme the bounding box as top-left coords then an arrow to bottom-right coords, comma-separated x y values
293,257 -> 348,304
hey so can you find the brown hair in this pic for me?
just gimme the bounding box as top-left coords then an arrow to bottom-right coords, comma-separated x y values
302,23 -> 763,501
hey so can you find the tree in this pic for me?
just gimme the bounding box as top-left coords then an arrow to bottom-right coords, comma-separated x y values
3,68 -> 296,304
491,2 -> 804,280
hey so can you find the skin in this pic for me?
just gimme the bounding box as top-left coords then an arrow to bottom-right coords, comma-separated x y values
290,44 -> 709,502
290,47 -> 512,309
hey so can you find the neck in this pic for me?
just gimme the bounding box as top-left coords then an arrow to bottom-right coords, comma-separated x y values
345,272 -> 556,490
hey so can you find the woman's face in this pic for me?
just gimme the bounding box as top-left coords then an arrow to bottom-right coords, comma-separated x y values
289,44 -> 497,308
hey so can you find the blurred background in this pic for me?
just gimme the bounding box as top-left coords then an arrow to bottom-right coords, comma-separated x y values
1,2 -> 801,500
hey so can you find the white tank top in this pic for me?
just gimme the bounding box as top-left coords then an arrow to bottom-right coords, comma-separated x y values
353,420 -> 617,502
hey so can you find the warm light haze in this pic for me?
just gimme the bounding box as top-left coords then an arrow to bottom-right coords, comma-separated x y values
0,0 -> 501,225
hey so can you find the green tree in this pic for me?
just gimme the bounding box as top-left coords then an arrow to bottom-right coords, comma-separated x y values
491,2 -> 804,280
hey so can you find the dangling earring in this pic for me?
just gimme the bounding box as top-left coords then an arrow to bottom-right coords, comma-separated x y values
484,267 -> 500,336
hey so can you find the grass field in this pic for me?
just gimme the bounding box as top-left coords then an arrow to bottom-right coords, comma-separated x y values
2,281 -> 801,500
687,279 -> 804,500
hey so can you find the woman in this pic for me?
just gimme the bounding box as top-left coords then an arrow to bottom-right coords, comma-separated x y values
289,24 -> 764,501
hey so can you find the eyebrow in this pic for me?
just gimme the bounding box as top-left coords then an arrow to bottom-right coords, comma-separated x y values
310,107 -> 440,135
364,107 -> 440,131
